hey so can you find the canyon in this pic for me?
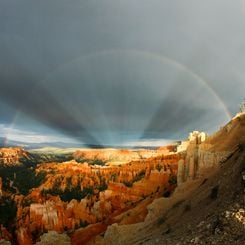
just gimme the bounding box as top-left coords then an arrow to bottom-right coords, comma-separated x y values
0,112 -> 244,244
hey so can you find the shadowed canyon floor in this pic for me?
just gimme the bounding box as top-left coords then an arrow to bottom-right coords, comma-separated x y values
0,113 -> 244,244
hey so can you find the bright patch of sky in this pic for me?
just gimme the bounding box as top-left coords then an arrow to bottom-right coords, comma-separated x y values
0,123 -> 77,144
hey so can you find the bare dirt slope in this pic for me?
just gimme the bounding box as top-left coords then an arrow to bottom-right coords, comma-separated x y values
141,145 -> 245,244
205,112 -> 245,152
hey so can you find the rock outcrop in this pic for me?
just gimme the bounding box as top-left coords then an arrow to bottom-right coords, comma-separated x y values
3,152 -> 178,244
73,147 -> 172,164
101,113 -> 245,245
177,129 -> 232,185
34,231 -> 70,245
0,148 -> 33,167
1,113 -> 244,245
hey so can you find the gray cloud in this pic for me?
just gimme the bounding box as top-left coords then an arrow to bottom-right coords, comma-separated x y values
0,0 -> 244,146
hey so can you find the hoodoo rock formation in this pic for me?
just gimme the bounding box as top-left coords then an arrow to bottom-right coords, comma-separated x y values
73,147 -> 173,165
0,113 -> 244,244
0,148 -> 33,167
177,130 -> 231,184
101,112 -> 245,244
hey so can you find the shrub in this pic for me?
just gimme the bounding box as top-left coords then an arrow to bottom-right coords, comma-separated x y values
98,179 -> 108,192
66,176 -> 72,189
156,164 -> 163,172
238,142 -> 245,151
75,158 -> 106,166
163,190 -> 171,197
168,175 -> 177,185
90,159 -> 105,166
123,181 -> 133,187
157,217 -> 165,226
132,170 -> 146,183
0,166 -> 46,195
41,184 -> 94,202
0,197 -> 17,228
22,197 -> 35,207
184,203 -> 191,212
79,220 -> 88,228
210,185 -> 219,199
110,173 -> 118,182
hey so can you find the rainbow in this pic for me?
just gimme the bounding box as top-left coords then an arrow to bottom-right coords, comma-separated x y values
4,49 -> 231,146
4,110 -> 20,146
40,49 -> 231,119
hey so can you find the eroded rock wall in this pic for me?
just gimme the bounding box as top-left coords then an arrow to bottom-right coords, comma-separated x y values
0,148 -> 31,167
177,131 -> 231,185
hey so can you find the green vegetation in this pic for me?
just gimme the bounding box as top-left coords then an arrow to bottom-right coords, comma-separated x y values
75,158 -> 106,166
0,166 -> 46,195
41,183 -> 94,202
184,203 -> 191,212
157,216 -> 165,226
156,164 -> 163,172
90,159 -> 106,166
168,175 -> 177,185
75,220 -> 88,229
31,153 -> 73,164
163,190 -> 171,197
41,174 -> 107,202
123,180 -> 133,187
132,170 -> 146,182
238,142 -> 245,151
110,173 -> 118,182
22,197 -> 35,207
97,177 -> 108,192
0,196 -> 17,228
14,152 -> 73,167
210,185 -> 219,199
66,176 -> 72,188
122,170 -> 146,188
19,156 -> 38,167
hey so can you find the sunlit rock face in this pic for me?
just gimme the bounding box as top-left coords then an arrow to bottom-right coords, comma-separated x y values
101,113 -> 245,245
16,227 -> 32,245
0,129 -> 224,243
177,113 -> 245,185
1,114 -> 244,244
0,147 -> 178,244
29,199 -> 97,233
177,131 -> 231,184
30,202 -> 60,231
73,147 -> 172,163
188,131 -> 207,144
0,148 -> 32,167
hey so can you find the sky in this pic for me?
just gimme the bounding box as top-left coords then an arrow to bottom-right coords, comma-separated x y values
0,0 -> 244,147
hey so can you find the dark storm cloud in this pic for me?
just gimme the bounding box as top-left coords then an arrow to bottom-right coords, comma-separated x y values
0,81 -> 101,146
0,53 -> 101,145
0,0 -> 244,145
141,97 -> 218,140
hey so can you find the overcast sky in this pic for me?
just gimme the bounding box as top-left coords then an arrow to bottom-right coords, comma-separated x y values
0,0 -> 244,146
